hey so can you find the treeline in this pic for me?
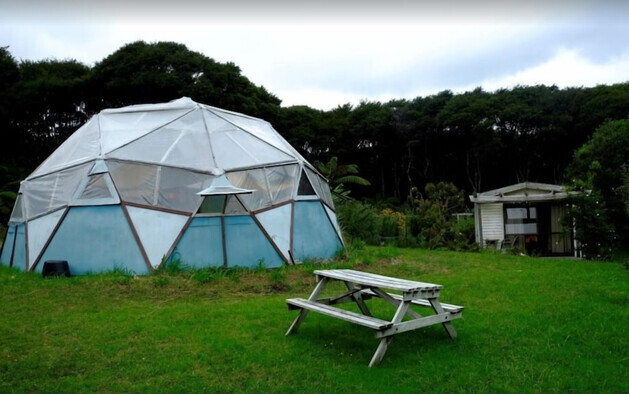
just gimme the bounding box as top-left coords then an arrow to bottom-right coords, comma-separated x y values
2,41 -> 629,210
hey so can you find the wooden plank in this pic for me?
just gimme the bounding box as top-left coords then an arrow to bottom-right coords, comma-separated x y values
314,269 -> 442,293
344,281 -> 372,316
375,311 -> 463,338
370,288 -> 423,319
286,298 -> 392,330
430,298 -> 458,339
360,289 -> 464,313
368,293 -> 410,367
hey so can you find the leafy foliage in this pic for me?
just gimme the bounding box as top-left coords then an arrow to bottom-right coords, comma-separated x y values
566,118 -> 629,251
314,156 -> 370,199
336,200 -> 381,245
89,41 -> 281,120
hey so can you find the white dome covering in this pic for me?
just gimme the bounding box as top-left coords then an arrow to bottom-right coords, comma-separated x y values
2,98 -> 342,274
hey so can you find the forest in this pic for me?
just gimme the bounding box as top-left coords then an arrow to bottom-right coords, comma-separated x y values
1,41 -> 629,256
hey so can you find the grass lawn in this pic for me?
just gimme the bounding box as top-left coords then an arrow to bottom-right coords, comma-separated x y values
1,247 -> 628,392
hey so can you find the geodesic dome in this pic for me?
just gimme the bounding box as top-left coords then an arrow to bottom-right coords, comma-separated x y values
0,97 -> 343,274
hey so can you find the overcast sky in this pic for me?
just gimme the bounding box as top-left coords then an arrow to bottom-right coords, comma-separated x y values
2,0 -> 629,110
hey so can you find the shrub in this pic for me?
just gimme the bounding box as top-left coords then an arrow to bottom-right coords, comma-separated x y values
565,191 -> 615,260
336,200 -> 381,244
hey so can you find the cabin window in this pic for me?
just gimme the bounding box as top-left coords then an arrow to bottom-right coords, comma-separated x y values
504,206 -> 537,234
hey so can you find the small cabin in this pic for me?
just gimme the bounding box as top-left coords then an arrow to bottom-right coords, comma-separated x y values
469,182 -> 581,257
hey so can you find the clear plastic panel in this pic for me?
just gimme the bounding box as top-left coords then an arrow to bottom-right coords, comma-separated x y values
99,107 -> 193,154
224,195 -> 248,214
108,161 -> 158,207
108,109 -> 216,171
226,169 -> 271,212
211,109 -> 295,157
8,194 -> 25,225
210,127 -> 295,170
22,163 -> 92,220
156,166 -> 212,213
109,161 -> 211,213
89,159 -> 109,175
80,175 -> 113,200
317,174 -> 334,208
29,117 -> 101,178
304,167 -> 324,199
304,168 -> 334,207
265,165 -> 298,204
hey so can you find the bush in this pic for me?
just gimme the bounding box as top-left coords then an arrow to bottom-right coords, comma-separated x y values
336,200 -> 381,245
448,217 -> 478,251
565,192 -> 615,260
336,182 -> 477,251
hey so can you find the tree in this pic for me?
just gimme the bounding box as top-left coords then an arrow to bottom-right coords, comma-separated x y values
13,59 -> 91,165
89,41 -> 281,120
0,47 -> 20,164
567,118 -> 629,253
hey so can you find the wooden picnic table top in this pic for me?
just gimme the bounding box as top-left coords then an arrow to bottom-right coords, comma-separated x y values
313,269 -> 443,293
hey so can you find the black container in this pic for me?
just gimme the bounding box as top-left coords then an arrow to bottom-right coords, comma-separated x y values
42,260 -> 71,278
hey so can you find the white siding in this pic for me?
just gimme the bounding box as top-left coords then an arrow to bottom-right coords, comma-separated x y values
480,203 -> 504,243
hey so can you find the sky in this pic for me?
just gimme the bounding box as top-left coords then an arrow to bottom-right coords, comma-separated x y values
2,0 -> 629,110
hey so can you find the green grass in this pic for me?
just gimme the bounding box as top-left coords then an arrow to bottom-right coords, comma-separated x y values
1,247 -> 628,392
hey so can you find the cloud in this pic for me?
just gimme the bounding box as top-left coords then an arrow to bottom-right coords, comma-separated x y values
473,49 -> 629,93
2,1 -> 629,110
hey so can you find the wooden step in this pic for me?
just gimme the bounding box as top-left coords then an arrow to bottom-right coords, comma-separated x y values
360,289 -> 464,313
286,298 -> 393,331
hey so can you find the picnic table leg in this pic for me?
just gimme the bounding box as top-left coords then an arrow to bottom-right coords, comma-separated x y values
368,298 -> 410,367
429,298 -> 457,339
344,281 -> 372,317
286,277 -> 329,335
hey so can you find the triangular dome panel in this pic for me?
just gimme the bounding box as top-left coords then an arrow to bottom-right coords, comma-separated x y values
126,206 -> 189,268
100,107 -> 195,154
71,173 -> 120,206
108,109 -> 216,171
203,111 -> 295,170
30,117 -> 101,178
26,208 -> 65,269
210,108 -> 298,158
89,159 -> 109,175
255,204 -> 292,262
224,195 -> 247,214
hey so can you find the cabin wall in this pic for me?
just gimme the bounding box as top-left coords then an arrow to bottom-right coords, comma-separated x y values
479,203 -> 504,247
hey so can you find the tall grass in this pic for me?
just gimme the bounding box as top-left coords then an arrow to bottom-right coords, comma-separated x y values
0,248 -> 628,392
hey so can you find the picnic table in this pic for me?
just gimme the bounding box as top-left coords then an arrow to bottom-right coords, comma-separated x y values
286,269 -> 464,367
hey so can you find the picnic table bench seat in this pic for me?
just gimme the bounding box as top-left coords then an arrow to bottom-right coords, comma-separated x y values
286,298 -> 393,330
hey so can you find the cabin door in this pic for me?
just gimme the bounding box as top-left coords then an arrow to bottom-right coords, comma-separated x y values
550,205 -> 571,254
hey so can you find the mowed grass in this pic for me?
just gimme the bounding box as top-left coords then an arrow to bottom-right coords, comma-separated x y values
1,247 -> 628,393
